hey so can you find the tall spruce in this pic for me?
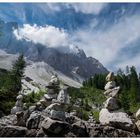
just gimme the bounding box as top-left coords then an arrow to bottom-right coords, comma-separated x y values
130,66 -> 140,102
10,54 -> 26,92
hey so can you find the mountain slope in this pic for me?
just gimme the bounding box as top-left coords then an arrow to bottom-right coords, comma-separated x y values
0,51 -> 82,88
25,61 -> 82,88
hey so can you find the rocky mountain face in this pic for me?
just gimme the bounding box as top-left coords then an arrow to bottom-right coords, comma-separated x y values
28,47 -> 108,82
0,20 -> 108,87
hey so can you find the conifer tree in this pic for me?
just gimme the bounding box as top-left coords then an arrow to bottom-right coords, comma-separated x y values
10,54 -> 26,92
130,66 -> 140,102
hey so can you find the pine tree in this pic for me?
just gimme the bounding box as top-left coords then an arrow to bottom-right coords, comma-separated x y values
125,65 -> 130,75
10,54 -> 26,92
130,66 -> 140,102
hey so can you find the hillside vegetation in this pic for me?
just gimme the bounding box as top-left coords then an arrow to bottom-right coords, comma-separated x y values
0,54 -> 25,114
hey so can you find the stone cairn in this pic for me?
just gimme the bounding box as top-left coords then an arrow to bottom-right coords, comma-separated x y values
40,74 -> 60,107
103,72 -> 120,111
40,74 -> 69,121
99,72 -> 134,132
11,94 -> 24,114
43,85 -> 70,121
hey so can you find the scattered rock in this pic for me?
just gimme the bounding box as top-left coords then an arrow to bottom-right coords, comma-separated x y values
71,121 -> 89,137
0,125 -> 27,137
36,128 -> 47,137
89,125 -> 136,137
26,129 -> 37,137
15,111 -> 26,126
41,117 -> 70,137
65,114 -> 80,124
0,114 -> 17,126
26,111 -> 45,129
28,105 -> 36,114
43,102 -> 66,121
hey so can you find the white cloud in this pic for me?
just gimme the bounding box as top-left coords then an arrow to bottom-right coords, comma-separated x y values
70,3 -> 107,15
72,15 -> 140,70
13,24 -> 69,48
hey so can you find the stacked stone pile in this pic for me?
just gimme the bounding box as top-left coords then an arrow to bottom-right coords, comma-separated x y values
11,95 -> 24,114
99,72 -> 135,132
40,74 -> 60,107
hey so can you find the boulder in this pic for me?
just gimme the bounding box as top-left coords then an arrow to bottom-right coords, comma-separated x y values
65,114 -> 81,124
0,125 -> 27,137
28,105 -> 36,114
99,108 -> 134,132
71,121 -> 89,137
136,108 -> 140,120
36,128 -> 47,137
104,97 -> 120,111
26,129 -> 37,137
89,124 -> 136,137
26,111 -> 45,129
48,110 -> 65,121
0,114 -> 17,126
41,117 -> 70,137
15,111 -> 26,126
43,103 -> 65,121
36,101 -> 44,111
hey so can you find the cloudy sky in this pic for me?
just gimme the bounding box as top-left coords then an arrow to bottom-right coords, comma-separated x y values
0,3 -> 140,71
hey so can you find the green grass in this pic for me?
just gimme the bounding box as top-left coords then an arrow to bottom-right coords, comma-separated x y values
23,90 -> 46,108
67,86 -> 106,121
92,109 -> 100,122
